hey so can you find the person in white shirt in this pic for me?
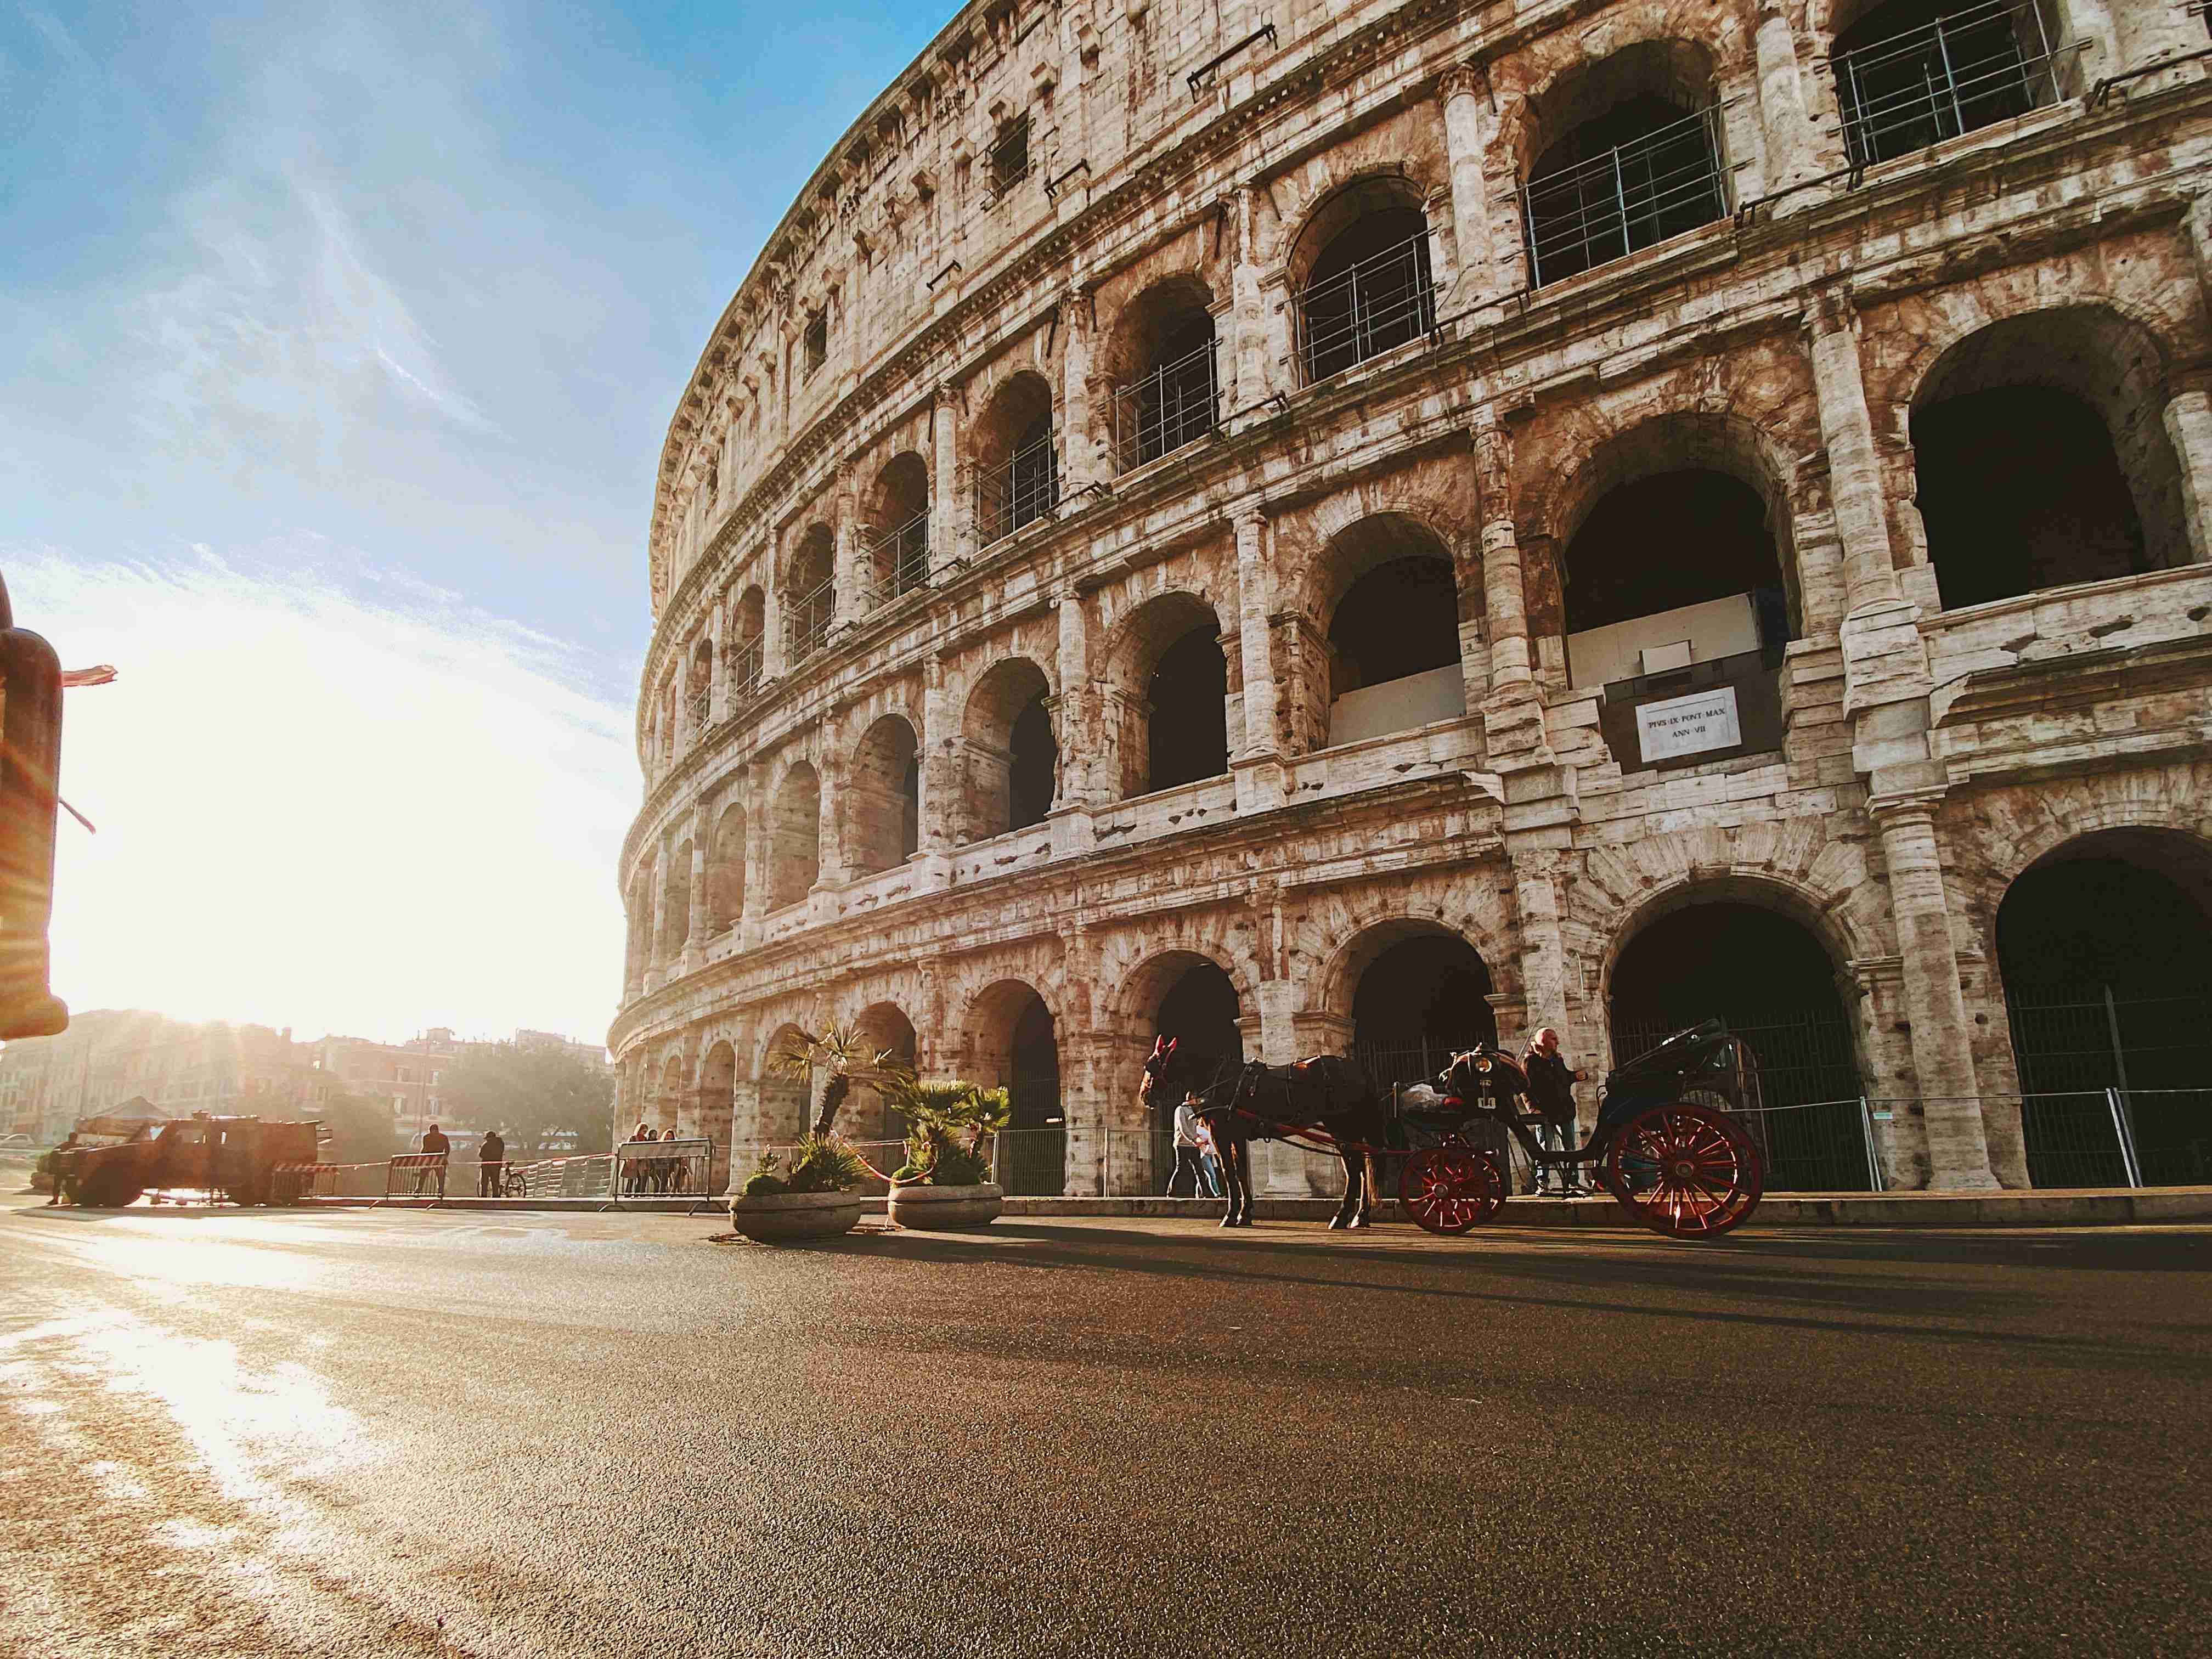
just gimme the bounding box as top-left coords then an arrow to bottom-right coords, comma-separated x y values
1168,1093 -> 1207,1198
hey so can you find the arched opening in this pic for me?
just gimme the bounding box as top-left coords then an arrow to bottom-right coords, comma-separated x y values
1292,182 -> 1435,383
659,841 -> 692,962
685,640 -> 713,738
768,763 -> 821,908
785,526 -> 836,663
1145,956 -> 1243,1193
1347,928 -> 1497,1092
626,862 -> 654,987
1832,0 -> 2061,170
728,586 -> 766,692
973,372 -> 1058,544
1316,515 -> 1464,748
759,1024 -> 811,1144
1105,276 -> 1219,470
852,1003 -> 920,1175
1911,308 -> 2188,611
657,1056 -> 684,1136
1521,42 -> 1726,287
867,452 -> 930,603
1111,594 -> 1228,797
1996,830 -> 2212,1187
699,1041 -> 736,1190
1610,897 -> 1864,1189
963,658 -> 1057,840
973,981 -> 1062,1195
706,803 -> 746,929
849,715 -> 921,875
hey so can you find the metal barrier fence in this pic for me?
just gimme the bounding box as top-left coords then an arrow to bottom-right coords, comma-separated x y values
314,1153 -> 620,1203
1295,229 -> 1435,384
613,1138 -> 715,1198
1833,0 -> 2063,171
782,579 -> 834,664
1519,105 -> 1726,289
865,514 -> 930,608
1111,339 -> 1218,471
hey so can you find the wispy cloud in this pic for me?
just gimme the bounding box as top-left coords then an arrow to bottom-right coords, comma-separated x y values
8,542 -> 634,1045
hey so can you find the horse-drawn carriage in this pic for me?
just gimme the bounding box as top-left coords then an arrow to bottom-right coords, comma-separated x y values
1142,1020 -> 1765,1240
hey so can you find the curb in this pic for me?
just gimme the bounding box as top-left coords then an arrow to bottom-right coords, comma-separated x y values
289,1187 -> 2212,1227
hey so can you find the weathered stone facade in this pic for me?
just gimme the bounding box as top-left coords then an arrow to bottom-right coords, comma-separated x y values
614,0 -> 2212,1193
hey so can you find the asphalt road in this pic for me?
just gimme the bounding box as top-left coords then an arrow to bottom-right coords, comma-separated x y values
2,1196 -> 2206,1658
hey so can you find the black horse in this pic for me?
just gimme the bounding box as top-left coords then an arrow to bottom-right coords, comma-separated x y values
1217,1053 -> 1397,1230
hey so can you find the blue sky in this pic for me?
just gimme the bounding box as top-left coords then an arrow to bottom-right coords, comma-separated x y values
2,0 -> 946,1045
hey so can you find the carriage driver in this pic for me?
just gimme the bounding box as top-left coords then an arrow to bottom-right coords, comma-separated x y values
1523,1028 -> 1591,1198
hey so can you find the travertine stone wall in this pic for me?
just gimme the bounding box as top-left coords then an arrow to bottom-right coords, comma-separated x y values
617,0 -> 2212,1195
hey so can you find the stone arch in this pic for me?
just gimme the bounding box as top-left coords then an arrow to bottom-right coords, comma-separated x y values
1822,0 -> 2080,166
1510,35 -> 1734,286
785,525 -> 836,661
658,838 -> 692,961
706,801 -> 746,928
656,1053 -> 686,1135
727,585 -> 766,689
865,451 -> 930,596
768,760 -> 821,907
848,713 -> 921,875
1102,591 -> 1229,798
963,977 -> 1063,1193
756,1020 -> 812,1144
1544,410 -> 1801,692
1336,919 -> 1501,1092
1284,172 -> 1437,383
850,1000 -> 921,1149
1109,943 -> 1261,1042
1101,272 -> 1220,471
1906,304 -> 2192,607
961,657 -> 1057,840
1298,512 -> 1469,751
971,369 -> 1058,543
1307,892 -> 1521,1029
698,1040 -> 737,1175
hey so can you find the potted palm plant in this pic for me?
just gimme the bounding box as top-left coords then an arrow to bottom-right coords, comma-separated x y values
728,1026 -> 911,1243
886,1080 -> 1010,1231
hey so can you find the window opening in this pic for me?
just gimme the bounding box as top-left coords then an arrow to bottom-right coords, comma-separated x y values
989,116 -> 1031,199
1832,0 -> 2057,170
802,310 -> 828,379
979,412 -> 1059,544
1145,624 -> 1229,792
1521,100 -> 1726,288
1296,208 -> 1435,383
1115,315 -> 1218,469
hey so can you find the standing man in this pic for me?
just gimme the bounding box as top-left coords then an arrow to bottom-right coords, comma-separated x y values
40,1131 -> 78,1205
1167,1092 -> 1207,1197
416,1122 -> 451,1198
1523,1027 -> 1589,1197
477,1126 -> 506,1197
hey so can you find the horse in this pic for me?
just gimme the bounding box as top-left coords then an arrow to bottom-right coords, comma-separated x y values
1138,1037 -> 1249,1225
1217,1053 -> 1397,1230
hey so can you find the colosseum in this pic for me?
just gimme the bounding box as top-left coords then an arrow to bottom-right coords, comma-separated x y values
613,0 -> 2212,1199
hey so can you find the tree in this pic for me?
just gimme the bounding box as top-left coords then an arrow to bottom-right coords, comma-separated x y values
320,1093 -> 401,1165
770,1025 -> 916,1138
436,1043 -> 615,1156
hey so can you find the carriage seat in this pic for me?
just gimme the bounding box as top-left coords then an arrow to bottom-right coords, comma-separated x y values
1395,1083 -> 1470,1134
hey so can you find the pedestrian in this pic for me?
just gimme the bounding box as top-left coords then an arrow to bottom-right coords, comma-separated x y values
41,1131 -> 79,1205
659,1125 -> 683,1194
477,1127 -> 507,1198
1195,1115 -> 1224,1199
1523,1027 -> 1589,1197
1167,1092 -> 1207,1198
624,1120 -> 652,1194
416,1122 -> 451,1198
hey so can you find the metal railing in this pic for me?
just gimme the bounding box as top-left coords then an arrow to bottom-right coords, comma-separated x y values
975,434 -> 1060,545
1295,229 -> 1436,384
1112,339 -> 1218,471
724,635 -> 764,698
1834,0 -> 2060,171
1520,106 -> 1727,289
782,579 -> 835,663
866,512 -> 931,609
684,686 -> 710,733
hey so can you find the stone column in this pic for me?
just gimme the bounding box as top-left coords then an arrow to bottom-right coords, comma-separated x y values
704,596 -> 726,723
930,382 -> 964,575
1059,289 -> 1097,493
2109,0 -> 2200,78
832,470 -> 866,631
918,655 -> 963,862
1754,3 -> 1824,197
2162,387 -> 2212,565
1803,288 -> 1898,612
1439,64 -> 1498,305
813,757 -> 845,893
1230,508 -> 1287,811
1474,417 -> 1532,693
761,544 -> 789,681
1872,797 -> 1996,1190
1231,186 -> 1268,410
685,809 -> 712,948
740,762 -> 770,937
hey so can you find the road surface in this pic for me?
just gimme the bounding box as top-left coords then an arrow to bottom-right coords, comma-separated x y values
3,1195 -> 2205,1656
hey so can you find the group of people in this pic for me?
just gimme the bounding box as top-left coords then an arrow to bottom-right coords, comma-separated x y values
1165,1096 -> 1226,1198
399,1124 -> 512,1198
619,1124 -> 692,1195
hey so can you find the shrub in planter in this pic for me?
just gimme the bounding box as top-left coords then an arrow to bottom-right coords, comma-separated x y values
887,1081 -> 1009,1231
728,1134 -> 871,1242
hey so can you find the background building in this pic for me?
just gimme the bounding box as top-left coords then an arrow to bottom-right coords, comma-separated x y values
1,1011 -> 336,1143
614,0 -> 2212,1195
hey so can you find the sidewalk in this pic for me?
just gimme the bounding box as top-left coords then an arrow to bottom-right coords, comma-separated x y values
312,1187 -> 2212,1226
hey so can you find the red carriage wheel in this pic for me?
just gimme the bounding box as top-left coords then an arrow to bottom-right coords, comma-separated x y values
1603,1102 -> 1763,1239
1400,1147 -> 1503,1237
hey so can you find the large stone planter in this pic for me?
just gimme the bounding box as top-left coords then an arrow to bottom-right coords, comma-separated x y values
727,1189 -> 865,1243
887,1181 -> 1003,1231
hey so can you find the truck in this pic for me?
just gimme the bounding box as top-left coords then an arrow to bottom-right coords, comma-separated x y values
57,1111 -> 329,1207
